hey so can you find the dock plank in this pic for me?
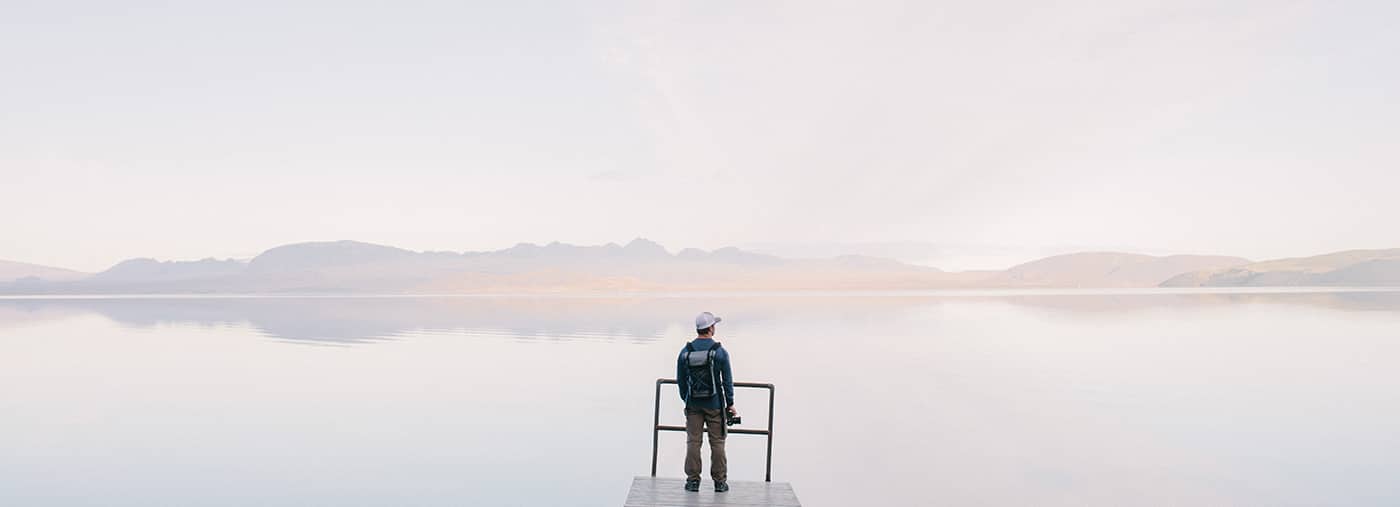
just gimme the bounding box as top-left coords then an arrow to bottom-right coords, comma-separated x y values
624,477 -> 800,507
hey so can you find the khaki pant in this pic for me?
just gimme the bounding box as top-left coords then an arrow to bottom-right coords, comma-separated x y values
684,407 -> 727,482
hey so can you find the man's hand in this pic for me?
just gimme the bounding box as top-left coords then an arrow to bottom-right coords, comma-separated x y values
727,406 -> 737,417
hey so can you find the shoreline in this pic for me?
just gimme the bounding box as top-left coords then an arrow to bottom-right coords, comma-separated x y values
3,286 -> 1400,300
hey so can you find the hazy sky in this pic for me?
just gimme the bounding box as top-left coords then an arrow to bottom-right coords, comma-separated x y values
3,0 -> 1398,272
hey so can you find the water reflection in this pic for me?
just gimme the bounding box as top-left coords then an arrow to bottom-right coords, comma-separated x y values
1,289 -> 1398,345
0,297 -> 679,344
4,289 -> 1400,505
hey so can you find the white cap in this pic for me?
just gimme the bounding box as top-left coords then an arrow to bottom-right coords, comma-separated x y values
695,311 -> 722,330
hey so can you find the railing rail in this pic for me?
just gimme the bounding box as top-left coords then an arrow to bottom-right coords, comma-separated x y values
650,378 -> 776,482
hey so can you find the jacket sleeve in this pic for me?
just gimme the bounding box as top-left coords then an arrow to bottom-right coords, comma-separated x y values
676,350 -> 688,403
721,349 -> 735,407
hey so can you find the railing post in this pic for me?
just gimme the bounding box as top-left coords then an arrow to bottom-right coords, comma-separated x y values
766,384 -> 774,482
651,379 -> 662,477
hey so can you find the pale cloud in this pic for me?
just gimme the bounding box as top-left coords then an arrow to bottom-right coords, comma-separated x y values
1,0 -> 1396,271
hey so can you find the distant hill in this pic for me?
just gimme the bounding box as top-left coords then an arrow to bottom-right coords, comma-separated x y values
0,239 -> 968,294
5,241 -> 1398,294
247,240 -> 418,274
1161,249 -> 1400,287
90,258 -> 246,283
412,240 -> 962,292
0,259 -> 89,283
990,252 -> 1251,287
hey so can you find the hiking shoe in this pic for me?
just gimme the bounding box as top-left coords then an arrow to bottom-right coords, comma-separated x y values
684,479 -> 700,492
714,481 -> 729,492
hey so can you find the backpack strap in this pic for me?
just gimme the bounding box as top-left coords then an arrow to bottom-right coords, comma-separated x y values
709,342 -> 726,408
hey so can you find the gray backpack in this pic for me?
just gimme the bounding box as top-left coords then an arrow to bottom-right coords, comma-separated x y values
683,341 -> 723,400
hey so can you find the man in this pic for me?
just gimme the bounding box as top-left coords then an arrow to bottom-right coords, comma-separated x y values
677,311 -> 736,493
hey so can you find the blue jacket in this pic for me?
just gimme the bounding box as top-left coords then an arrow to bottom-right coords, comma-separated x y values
676,338 -> 734,409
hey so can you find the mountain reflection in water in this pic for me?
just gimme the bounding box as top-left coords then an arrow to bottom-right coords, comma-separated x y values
1,289 -> 1398,345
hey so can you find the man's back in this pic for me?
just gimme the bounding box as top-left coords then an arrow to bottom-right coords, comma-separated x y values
676,337 -> 734,410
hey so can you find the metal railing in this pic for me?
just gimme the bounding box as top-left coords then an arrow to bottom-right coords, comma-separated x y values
650,378 -> 776,482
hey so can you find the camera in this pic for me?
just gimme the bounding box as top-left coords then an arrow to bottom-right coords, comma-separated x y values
726,415 -> 742,426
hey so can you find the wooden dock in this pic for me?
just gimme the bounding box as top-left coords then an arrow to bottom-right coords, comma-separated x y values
623,477 -> 801,507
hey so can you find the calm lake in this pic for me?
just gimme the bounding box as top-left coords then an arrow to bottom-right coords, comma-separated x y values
3,290 -> 1399,506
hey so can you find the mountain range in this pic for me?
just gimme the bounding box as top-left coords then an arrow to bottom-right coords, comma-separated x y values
986,252 -> 1251,288
1,240 -> 1396,294
1161,249 -> 1400,287
0,259 -> 89,283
